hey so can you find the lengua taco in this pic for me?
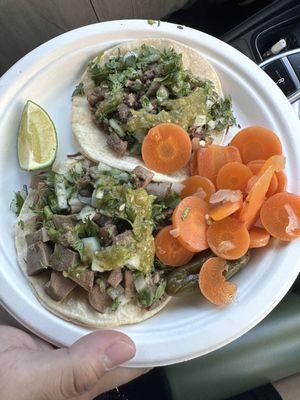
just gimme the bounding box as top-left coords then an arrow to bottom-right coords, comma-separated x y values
72,38 -> 235,182
15,155 -> 185,327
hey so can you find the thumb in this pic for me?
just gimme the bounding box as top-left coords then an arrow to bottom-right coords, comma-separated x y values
29,330 -> 135,400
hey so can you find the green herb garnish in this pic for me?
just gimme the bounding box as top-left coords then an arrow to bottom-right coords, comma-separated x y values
72,82 -> 85,97
10,185 -> 28,216
181,207 -> 191,221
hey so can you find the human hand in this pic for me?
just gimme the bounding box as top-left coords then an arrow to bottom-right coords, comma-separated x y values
0,325 -> 144,400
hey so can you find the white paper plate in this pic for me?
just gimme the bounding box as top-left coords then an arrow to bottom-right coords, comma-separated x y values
0,20 -> 300,367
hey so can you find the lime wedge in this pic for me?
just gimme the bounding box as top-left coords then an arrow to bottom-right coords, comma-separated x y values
18,100 -> 57,171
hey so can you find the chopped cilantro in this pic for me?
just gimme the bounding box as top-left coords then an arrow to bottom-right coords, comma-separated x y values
111,298 -> 121,311
72,82 -> 85,97
10,185 -> 28,216
18,220 -> 25,230
181,207 -> 191,221
177,25 -> 184,30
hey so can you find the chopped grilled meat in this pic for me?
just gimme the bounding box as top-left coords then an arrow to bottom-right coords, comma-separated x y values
30,172 -> 48,189
52,214 -> 77,231
69,269 -> 95,292
78,175 -> 93,196
88,284 -> 112,313
25,227 -> 50,246
32,181 -> 48,208
26,241 -> 52,276
107,269 -> 123,288
150,98 -> 159,114
146,81 -> 160,97
107,132 -> 128,156
141,65 -> 160,83
45,271 -> 76,301
98,223 -> 118,246
124,93 -> 138,108
87,87 -> 106,107
132,165 -> 154,188
92,213 -> 113,227
114,230 -> 133,245
117,103 -> 131,123
50,244 -> 80,272
124,270 -> 136,299
146,182 -> 171,200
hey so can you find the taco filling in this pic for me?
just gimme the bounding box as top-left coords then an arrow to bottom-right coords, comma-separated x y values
81,44 -> 235,156
21,156 -> 180,313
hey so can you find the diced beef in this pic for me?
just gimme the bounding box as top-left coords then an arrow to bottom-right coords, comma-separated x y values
25,227 -> 50,247
30,173 -> 48,189
26,241 -> 52,276
124,93 -> 138,109
98,223 -> 118,246
107,132 -> 128,156
44,271 -> 77,302
146,81 -> 160,97
78,174 -> 93,196
107,269 -> 123,288
52,214 -> 77,231
87,87 -> 106,107
50,244 -> 80,272
88,284 -> 112,313
131,166 -> 154,188
124,270 -> 136,299
32,181 -> 48,208
113,230 -> 133,245
117,103 -> 131,123
69,268 -> 95,292
140,67 -> 158,83
92,213 -> 113,227
146,182 -> 171,200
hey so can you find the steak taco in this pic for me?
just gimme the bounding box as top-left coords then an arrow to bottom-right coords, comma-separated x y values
72,38 -> 235,182
14,155 -> 185,327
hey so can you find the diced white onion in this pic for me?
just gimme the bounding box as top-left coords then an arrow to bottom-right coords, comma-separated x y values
285,204 -> 300,235
217,240 -> 235,252
210,189 -> 242,204
170,228 -> 180,238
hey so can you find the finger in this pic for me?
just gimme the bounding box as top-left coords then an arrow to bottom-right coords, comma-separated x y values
25,330 -> 135,400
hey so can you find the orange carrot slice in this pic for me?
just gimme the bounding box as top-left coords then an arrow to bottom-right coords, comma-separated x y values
199,257 -> 237,305
247,161 -> 278,197
249,227 -> 270,248
276,171 -> 287,193
206,217 -> 250,259
172,196 -> 209,252
189,151 -> 198,176
142,123 -> 192,174
155,225 -> 194,267
197,145 -> 242,184
239,166 -> 274,228
257,155 -> 285,176
181,176 -> 216,201
216,161 -> 253,194
209,198 -> 243,221
260,192 -> 300,241
230,125 -> 282,164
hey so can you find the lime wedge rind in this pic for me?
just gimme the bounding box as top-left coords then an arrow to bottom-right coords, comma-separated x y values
18,100 -> 57,171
